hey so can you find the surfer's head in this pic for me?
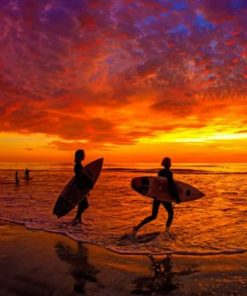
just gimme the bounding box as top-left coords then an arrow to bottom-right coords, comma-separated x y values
161,157 -> 171,169
74,149 -> 85,162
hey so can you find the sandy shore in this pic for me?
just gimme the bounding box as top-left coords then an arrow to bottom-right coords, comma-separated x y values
0,222 -> 246,296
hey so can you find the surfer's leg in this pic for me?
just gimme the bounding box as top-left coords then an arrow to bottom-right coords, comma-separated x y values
162,202 -> 173,231
73,197 -> 89,224
132,200 -> 160,235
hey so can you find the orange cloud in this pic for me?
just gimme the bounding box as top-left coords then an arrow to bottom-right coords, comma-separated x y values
0,0 -> 247,162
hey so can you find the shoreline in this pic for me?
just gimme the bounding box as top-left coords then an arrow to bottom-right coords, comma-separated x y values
0,222 -> 246,295
1,218 -> 246,257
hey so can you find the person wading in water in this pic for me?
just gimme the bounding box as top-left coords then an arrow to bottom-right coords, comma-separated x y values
72,149 -> 93,226
131,157 -> 180,236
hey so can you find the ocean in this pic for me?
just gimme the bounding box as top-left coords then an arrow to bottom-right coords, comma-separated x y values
0,162 -> 246,256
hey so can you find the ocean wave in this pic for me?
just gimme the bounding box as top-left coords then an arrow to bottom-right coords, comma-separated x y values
107,248 -> 247,256
1,217 -> 246,257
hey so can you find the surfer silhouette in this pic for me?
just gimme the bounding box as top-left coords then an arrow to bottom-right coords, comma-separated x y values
131,157 -> 180,236
15,171 -> 19,185
72,149 -> 93,226
24,168 -> 30,181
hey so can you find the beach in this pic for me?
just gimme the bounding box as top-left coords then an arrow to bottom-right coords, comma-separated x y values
0,222 -> 246,296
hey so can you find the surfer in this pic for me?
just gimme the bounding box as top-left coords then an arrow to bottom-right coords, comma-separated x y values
15,171 -> 19,185
131,157 -> 180,236
24,168 -> 30,181
72,149 -> 93,226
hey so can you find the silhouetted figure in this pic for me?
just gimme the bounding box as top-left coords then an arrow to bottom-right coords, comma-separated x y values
131,157 -> 180,236
24,168 -> 30,181
72,149 -> 93,226
15,171 -> 19,185
55,241 -> 104,294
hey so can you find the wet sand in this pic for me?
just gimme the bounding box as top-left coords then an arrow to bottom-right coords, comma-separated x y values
0,223 -> 246,296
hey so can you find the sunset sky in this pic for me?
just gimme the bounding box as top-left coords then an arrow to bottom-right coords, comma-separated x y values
0,0 -> 247,163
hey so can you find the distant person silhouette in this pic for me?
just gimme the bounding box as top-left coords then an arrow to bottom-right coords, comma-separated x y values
131,157 -> 180,236
24,168 -> 30,181
72,149 -> 93,226
15,171 -> 19,185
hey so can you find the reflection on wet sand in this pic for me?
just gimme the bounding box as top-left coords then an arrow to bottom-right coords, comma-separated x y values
132,255 -> 198,295
55,241 -> 105,294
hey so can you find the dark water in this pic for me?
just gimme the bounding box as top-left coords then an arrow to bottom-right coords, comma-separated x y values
0,163 -> 246,255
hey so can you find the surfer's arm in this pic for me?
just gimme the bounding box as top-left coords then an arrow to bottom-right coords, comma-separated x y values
80,168 -> 94,189
168,172 -> 180,203
159,170 -> 180,203
74,164 -> 93,190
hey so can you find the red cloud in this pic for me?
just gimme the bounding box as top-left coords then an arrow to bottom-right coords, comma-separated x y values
0,0 -> 247,150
